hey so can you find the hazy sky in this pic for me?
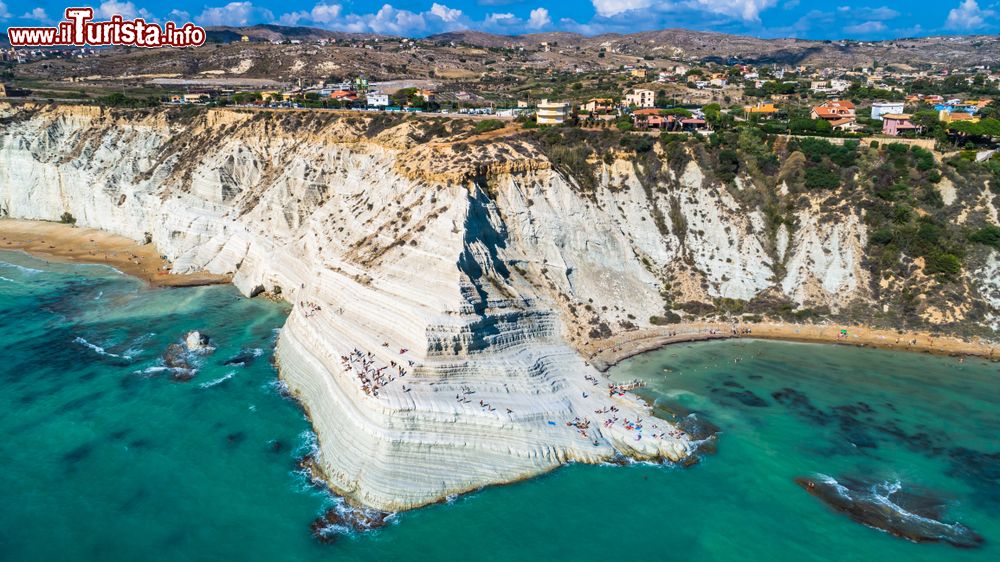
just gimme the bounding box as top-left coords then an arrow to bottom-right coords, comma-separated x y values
2,0 -> 997,39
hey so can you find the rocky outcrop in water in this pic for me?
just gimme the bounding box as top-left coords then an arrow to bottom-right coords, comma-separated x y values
184,331 -> 214,353
796,475 -> 984,548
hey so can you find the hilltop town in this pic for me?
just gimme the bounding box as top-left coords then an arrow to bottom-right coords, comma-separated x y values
3,26 -> 1000,151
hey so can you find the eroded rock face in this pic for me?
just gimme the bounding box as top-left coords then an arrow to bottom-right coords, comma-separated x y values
796,475 -> 984,549
0,104 -> 994,511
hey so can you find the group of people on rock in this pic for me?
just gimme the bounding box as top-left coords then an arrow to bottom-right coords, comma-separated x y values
452,387 -> 509,415
608,379 -> 644,397
455,386 -> 475,403
567,417 -> 591,438
300,301 -> 322,318
339,347 -> 408,397
623,417 -> 643,432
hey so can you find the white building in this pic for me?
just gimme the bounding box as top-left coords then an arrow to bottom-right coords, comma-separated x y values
811,79 -> 850,94
871,101 -> 905,121
367,92 -> 389,107
536,99 -> 570,124
831,79 -> 850,91
625,88 -> 655,108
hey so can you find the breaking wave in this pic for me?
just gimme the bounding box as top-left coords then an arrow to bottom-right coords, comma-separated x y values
0,261 -> 41,274
199,371 -> 237,389
74,336 -> 130,359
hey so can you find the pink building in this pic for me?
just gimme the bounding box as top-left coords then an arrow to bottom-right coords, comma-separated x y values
882,114 -> 921,136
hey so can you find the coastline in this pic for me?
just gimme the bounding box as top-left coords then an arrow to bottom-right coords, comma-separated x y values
2,219 -> 991,366
585,323 -> 999,372
0,219 -> 230,287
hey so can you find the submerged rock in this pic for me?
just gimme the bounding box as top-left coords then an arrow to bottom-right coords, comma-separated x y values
947,447 -> 1000,508
676,413 -> 720,458
709,387 -> 769,408
222,348 -> 261,367
796,474 -> 984,549
771,387 -> 830,425
309,506 -> 390,543
297,452 -> 392,543
160,332 -> 217,381
163,343 -> 192,371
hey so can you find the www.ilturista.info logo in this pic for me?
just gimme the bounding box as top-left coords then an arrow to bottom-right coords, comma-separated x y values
7,7 -> 206,47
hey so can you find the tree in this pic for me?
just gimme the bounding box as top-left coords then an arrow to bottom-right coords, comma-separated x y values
391,87 -> 419,107
717,149 -> 739,181
703,103 -> 727,129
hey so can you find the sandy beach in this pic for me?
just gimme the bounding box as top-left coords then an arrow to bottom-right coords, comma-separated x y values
0,219 -> 230,287
585,322 -> 999,371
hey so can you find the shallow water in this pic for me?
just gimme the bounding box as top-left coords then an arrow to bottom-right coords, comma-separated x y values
2,251 -> 999,561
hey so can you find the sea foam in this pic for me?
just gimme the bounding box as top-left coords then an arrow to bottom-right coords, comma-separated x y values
74,336 -> 126,359
199,371 -> 237,389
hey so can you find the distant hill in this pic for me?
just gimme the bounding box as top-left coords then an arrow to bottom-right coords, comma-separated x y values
204,24 -> 385,44
8,24 -> 1000,88
427,27 -> 1000,66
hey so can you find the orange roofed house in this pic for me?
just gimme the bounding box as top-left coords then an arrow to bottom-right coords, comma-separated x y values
939,110 -> 980,124
329,90 -> 358,102
632,108 -> 668,129
744,102 -> 779,118
811,100 -> 856,121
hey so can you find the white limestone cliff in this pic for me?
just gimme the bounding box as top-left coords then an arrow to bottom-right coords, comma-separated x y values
0,104 -> 993,511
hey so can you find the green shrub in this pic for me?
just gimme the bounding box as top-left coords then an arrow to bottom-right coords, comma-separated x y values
473,119 -> 505,134
717,149 -> 740,181
871,228 -> 894,244
911,146 -> 935,171
887,142 -> 908,155
803,166 -> 839,189
59,212 -> 76,225
924,252 -> 962,278
616,117 -> 634,132
874,181 -> 908,201
969,226 -> 1000,249
650,312 -> 682,325
794,137 -> 857,167
619,135 -> 654,153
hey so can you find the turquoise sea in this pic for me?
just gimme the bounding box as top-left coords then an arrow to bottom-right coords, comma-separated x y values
2,250 -> 999,561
